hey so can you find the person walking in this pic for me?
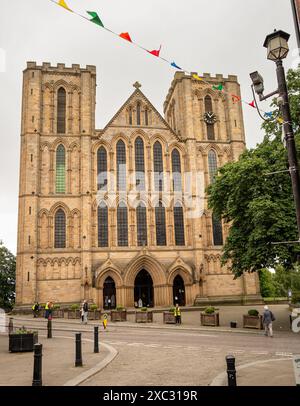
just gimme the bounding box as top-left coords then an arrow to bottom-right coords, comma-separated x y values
44,302 -> 50,319
174,303 -> 181,324
83,300 -> 89,324
80,303 -> 84,323
102,313 -> 108,330
262,305 -> 275,337
32,302 -> 39,318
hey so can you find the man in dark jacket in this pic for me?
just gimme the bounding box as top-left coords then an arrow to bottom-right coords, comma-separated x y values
262,305 -> 275,337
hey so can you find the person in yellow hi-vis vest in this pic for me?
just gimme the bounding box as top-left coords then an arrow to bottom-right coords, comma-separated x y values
102,313 -> 108,330
174,303 -> 181,324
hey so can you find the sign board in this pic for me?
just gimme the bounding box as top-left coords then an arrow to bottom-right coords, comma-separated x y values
293,355 -> 300,386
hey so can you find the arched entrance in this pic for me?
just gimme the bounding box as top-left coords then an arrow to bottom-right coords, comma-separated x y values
134,269 -> 154,307
173,275 -> 186,306
103,276 -> 116,309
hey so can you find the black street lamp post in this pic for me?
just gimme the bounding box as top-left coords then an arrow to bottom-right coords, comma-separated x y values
250,30 -> 300,240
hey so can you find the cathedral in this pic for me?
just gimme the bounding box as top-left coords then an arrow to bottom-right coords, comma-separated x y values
15,61 -> 261,310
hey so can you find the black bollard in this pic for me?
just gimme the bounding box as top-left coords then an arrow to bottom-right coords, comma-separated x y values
8,318 -> 13,334
47,319 -> 52,339
32,343 -> 43,386
75,333 -> 83,367
226,355 -> 237,386
94,326 -> 99,353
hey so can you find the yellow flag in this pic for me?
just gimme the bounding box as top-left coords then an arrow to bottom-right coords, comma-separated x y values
58,0 -> 73,12
192,73 -> 202,81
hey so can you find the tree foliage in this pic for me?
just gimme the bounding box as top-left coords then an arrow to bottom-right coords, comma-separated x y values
208,67 -> 300,278
0,241 -> 16,310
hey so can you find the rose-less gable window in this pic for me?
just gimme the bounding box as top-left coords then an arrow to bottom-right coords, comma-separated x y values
57,87 -> 66,134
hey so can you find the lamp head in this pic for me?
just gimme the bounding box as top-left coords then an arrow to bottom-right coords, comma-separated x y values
263,29 -> 290,61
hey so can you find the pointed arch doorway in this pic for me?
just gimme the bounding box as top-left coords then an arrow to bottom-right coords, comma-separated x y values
173,275 -> 186,306
134,269 -> 154,308
103,276 -> 116,310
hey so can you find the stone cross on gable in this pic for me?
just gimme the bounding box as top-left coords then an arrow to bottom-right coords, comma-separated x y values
133,81 -> 142,89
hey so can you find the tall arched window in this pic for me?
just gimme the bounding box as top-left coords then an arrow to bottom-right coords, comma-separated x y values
136,202 -> 147,246
212,213 -> 223,246
129,107 -> 133,125
116,140 -> 126,191
136,101 -> 141,125
97,147 -> 107,191
145,108 -> 149,126
172,149 -> 182,192
54,209 -> 66,248
155,201 -> 166,246
174,203 -> 185,246
153,141 -> 164,192
117,202 -> 128,246
57,87 -> 66,134
208,150 -> 218,184
56,144 -> 66,193
205,95 -> 215,140
135,137 -> 145,191
98,202 -> 108,247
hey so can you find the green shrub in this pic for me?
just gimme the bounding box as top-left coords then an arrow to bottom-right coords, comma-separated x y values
140,307 -> 148,312
15,328 -> 37,335
89,304 -> 98,311
40,303 -> 46,309
116,305 -> 125,311
292,294 -> 300,304
70,304 -> 80,311
53,304 -> 60,310
169,307 -> 175,313
248,309 -> 259,316
204,306 -> 216,314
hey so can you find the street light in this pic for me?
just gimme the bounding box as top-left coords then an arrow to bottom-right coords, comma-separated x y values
250,29 -> 300,240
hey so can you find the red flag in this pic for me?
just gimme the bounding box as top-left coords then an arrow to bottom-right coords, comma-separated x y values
119,32 -> 132,42
231,94 -> 241,104
148,45 -> 161,57
249,100 -> 255,108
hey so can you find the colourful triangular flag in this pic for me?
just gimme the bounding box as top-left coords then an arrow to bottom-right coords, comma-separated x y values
119,32 -> 132,42
87,11 -> 104,27
192,73 -> 202,81
249,100 -> 255,108
231,94 -> 241,104
58,0 -> 73,12
148,46 -> 161,57
264,112 -> 273,119
171,61 -> 182,70
213,84 -> 223,91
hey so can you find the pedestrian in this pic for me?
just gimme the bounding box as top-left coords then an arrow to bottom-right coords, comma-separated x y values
83,300 -> 89,324
174,303 -> 181,324
48,301 -> 53,320
44,301 -> 50,319
80,303 -> 84,323
262,305 -> 275,337
102,313 -> 108,330
32,302 -> 39,318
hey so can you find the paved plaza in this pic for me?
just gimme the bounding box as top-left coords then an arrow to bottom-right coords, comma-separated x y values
0,305 -> 298,386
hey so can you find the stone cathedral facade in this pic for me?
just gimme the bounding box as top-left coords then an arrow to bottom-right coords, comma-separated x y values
15,61 -> 261,310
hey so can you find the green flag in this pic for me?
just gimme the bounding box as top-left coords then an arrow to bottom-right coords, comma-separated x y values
212,84 -> 223,91
87,11 -> 104,27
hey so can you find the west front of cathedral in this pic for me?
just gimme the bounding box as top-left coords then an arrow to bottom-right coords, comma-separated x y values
15,62 -> 261,310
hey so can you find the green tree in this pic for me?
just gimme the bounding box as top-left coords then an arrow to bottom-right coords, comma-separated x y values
0,241 -> 16,310
258,269 -> 276,297
208,67 -> 300,278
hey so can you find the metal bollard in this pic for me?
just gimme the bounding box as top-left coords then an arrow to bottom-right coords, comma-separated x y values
8,318 -> 13,334
32,343 -> 43,386
94,326 -> 99,353
226,355 -> 237,386
75,333 -> 83,367
47,319 -> 52,339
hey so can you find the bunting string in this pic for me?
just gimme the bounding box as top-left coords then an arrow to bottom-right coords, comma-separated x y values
49,0 -> 281,124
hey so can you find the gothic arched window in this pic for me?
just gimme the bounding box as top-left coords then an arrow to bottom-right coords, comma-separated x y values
98,202 -> 108,247
174,203 -> 185,246
172,149 -> 182,192
153,141 -> 164,192
116,140 -> 126,191
145,108 -> 149,126
54,209 -> 66,248
135,137 -> 145,191
57,87 -> 66,134
97,147 -> 107,191
205,95 -> 215,140
212,213 -> 223,246
117,202 -> 128,246
137,101 -> 141,125
155,201 -> 166,246
56,144 -> 66,193
208,150 -> 218,184
136,202 -> 147,246
129,107 -> 133,125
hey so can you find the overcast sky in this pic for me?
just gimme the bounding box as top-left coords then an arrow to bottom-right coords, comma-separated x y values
0,0 -> 297,254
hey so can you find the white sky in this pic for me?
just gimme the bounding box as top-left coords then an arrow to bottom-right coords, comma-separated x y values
0,0 -> 297,254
